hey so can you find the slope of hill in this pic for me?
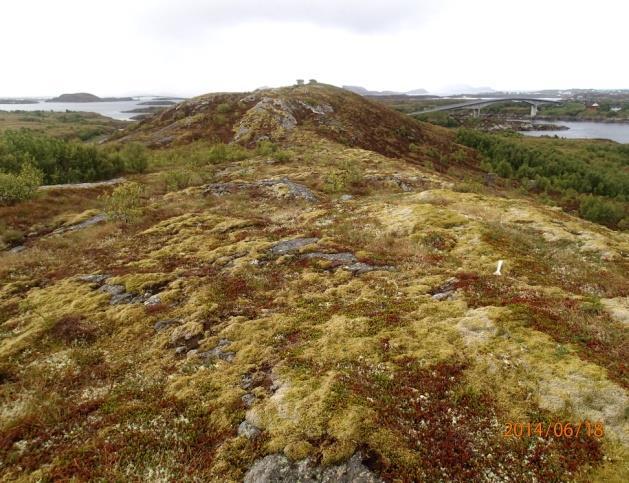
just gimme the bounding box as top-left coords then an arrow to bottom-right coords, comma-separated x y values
116,83 -> 475,172
0,84 -> 627,481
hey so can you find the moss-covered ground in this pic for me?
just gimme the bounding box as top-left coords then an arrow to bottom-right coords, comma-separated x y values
0,84 -> 627,481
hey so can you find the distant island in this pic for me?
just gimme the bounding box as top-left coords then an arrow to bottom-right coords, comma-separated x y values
47,93 -> 133,103
137,100 -> 176,106
0,98 -> 40,104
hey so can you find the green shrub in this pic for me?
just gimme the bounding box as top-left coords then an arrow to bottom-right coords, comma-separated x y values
255,140 -> 277,156
579,196 -> 625,228
323,160 -> 364,194
119,142 -> 149,173
494,160 -> 513,178
103,182 -> 145,223
255,140 -> 292,162
274,150 -> 292,162
215,102 -> 234,114
0,129 -> 124,184
1,226 -> 25,246
0,163 -> 43,205
206,143 -> 250,164
161,168 -> 203,192
212,114 -> 228,126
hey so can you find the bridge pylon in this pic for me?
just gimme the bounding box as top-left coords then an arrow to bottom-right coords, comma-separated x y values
530,103 -> 538,118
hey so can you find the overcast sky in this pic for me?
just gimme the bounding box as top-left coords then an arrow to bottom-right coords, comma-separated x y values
2,0 -> 627,97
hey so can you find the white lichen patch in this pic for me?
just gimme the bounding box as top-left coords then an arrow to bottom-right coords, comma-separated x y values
455,307 -> 501,346
0,392 -> 36,427
478,311 -> 629,446
601,297 -> 629,325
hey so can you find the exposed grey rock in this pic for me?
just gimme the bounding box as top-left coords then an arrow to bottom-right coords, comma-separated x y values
241,94 -> 258,103
241,374 -> 254,390
110,292 -> 135,305
8,245 -> 26,253
219,351 -> 236,362
51,214 -> 106,235
170,325 -> 203,352
95,283 -> 153,306
301,252 -> 357,265
203,178 -> 318,203
259,178 -> 318,202
152,135 -> 175,147
242,393 -> 256,408
270,238 -> 319,256
202,182 -> 245,196
343,262 -> 394,276
431,291 -> 454,301
232,97 -> 297,144
238,420 -> 261,439
430,277 -> 458,301
144,294 -> 162,306
363,174 -> 432,192
77,274 -> 109,285
302,252 -> 394,274
39,178 -> 125,191
340,194 -> 353,201
98,284 -> 126,296
244,453 -> 381,483
174,346 -> 188,356
270,379 -> 281,393
154,318 -> 181,331
199,338 -> 235,363
298,100 -> 334,116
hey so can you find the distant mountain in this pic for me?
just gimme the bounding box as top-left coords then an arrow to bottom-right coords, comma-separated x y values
47,93 -> 133,103
342,85 -> 429,96
405,88 -> 429,95
430,85 -> 496,96
342,85 -> 400,96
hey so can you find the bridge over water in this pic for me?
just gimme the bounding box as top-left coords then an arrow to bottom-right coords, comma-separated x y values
409,97 -> 561,118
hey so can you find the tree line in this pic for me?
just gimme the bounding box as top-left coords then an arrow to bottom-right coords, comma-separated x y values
455,129 -> 628,229
0,130 -> 148,204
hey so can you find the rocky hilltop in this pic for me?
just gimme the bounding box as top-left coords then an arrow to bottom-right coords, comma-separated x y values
1,84 -> 627,481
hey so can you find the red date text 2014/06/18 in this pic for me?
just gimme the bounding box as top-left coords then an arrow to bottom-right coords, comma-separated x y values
503,421 -> 605,439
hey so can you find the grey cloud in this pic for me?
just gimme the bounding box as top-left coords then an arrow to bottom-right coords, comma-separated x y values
144,0 -> 441,36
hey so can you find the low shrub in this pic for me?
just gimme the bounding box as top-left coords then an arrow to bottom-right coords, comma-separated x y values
215,102 -> 234,114
323,160 -> 364,194
256,140 -> 292,161
0,129 -> 124,184
103,182 -> 145,223
579,196 -> 626,228
0,163 -> 43,205
161,168 -> 203,191
119,142 -> 149,173
48,315 -> 98,345
206,143 -> 250,163
1,227 -> 25,246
